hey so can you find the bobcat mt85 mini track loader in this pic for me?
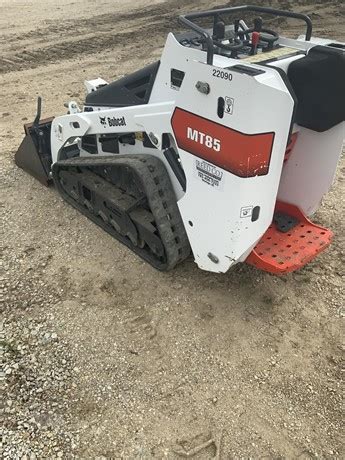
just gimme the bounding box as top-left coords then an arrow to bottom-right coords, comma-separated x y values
15,5 -> 345,274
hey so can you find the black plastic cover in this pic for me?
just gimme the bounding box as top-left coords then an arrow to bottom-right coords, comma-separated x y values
85,61 -> 160,108
287,45 -> 345,132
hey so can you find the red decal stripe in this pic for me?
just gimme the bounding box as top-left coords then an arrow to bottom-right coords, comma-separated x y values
171,108 -> 275,178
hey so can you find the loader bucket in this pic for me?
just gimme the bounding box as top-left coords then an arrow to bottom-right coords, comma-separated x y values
15,97 -> 54,186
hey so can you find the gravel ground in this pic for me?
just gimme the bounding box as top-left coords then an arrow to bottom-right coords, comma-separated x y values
1,0 -> 344,457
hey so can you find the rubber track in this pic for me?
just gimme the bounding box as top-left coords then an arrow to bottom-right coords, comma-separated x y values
52,155 -> 190,271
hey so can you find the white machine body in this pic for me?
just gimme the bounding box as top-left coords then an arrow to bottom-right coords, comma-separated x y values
48,14 -> 344,273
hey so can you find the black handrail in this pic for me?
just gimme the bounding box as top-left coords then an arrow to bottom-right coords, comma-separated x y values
178,5 -> 313,65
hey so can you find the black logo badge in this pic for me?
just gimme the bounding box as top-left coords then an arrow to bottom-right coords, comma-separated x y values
99,116 -> 126,128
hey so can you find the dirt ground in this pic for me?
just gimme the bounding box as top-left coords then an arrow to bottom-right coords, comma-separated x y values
1,0 -> 344,458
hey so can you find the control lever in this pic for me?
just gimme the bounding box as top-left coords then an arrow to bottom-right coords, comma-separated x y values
214,20 -> 225,40
250,17 -> 263,55
254,17 -> 263,32
234,19 -> 240,36
251,32 -> 260,55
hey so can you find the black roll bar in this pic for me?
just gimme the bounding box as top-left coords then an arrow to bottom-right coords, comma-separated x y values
178,5 -> 313,65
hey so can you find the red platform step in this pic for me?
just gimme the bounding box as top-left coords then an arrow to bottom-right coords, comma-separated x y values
246,202 -> 333,275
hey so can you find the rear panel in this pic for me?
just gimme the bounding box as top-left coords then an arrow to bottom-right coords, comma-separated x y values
170,57 -> 295,272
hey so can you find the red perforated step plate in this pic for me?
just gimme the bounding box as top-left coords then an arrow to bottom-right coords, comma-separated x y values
246,202 -> 333,275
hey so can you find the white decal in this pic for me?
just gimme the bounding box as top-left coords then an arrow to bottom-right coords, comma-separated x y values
195,159 -> 223,189
187,127 -> 221,152
224,96 -> 234,115
240,206 -> 253,218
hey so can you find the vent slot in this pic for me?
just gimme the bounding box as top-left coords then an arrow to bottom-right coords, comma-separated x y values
171,69 -> 185,90
229,65 -> 265,76
81,135 -> 97,154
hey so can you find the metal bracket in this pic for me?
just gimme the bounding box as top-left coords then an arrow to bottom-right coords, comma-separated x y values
66,101 -> 81,114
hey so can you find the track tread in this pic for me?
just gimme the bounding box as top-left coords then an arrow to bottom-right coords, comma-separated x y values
52,155 -> 190,271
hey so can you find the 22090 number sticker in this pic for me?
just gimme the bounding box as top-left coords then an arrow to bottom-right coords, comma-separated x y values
212,69 -> 233,81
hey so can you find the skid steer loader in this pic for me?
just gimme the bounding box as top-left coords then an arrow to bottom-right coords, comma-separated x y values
15,5 -> 345,274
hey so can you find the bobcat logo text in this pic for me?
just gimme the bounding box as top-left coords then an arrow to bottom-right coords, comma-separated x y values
99,116 -> 127,128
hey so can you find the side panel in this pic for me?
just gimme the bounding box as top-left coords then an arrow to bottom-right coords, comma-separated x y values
277,123 -> 345,215
171,59 -> 294,273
